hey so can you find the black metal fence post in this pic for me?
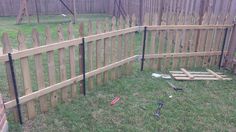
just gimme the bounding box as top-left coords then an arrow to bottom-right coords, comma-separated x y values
8,53 -> 23,124
141,26 -> 147,71
82,38 -> 86,96
219,28 -> 228,69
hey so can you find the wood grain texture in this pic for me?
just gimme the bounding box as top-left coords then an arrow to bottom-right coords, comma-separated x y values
57,25 -> 68,102
79,22 -> 85,93
67,23 -> 77,97
1,33 -> 18,121
18,31 -> 36,120
32,29 -> 48,112
45,26 -> 58,108
87,21 -> 94,91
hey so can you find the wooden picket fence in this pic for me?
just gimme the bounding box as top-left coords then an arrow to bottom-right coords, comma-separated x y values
0,14 -> 234,122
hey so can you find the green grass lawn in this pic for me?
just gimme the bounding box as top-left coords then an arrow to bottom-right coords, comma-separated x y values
8,68 -> 236,132
1,14 -> 236,132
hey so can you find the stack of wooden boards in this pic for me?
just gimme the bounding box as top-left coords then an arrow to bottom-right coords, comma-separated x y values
170,68 -> 232,81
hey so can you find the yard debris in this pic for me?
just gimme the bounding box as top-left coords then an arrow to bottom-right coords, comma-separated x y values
170,68 -> 232,81
154,102 -> 164,119
152,73 -> 172,79
161,74 -> 172,79
111,96 -> 120,106
167,81 -> 184,91
152,73 -> 162,78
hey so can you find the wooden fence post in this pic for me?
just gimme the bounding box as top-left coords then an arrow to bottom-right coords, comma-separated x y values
18,31 -> 36,120
1,33 -> 19,121
32,29 -> 48,112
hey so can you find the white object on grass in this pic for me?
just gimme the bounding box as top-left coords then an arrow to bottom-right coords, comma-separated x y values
61,14 -> 67,17
169,95 -> 173,98
162,74 -> 172,79
152,73 -> 162,78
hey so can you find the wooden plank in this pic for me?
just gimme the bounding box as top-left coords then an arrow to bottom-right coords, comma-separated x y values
110,17 -> 117,80
32,29 -> 48,112
171,74 -> 227,77
157,30 -> 165,70
1,33 -> 18,121
84,26 -> 140,43
45,26 -> 58,108
146,25 -> 232,31
127,14 -> 136,74
206,69 -> 223,80
180,68 -> 194,79
149,14 -> 158,70
143,51 -> 225,59
4,56 -> 138,109
173,77 -> 232,81
123,16 -> 130,75
67,23 -> 77,97
87,21 -> 94,91
172,29 -> 181,69
96,21 -> 103,85
104,19 -> 110,82
0,27 -> 140,63
57,25 -> 68,102
170,71 -> 223,75
79,22 -> 85,93
117,16 -> 124,78
18,31 -> 36,120
165,30 -> 174,69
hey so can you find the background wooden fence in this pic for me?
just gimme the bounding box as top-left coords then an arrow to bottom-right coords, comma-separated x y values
0,14 -> 234,122
0,0 -> 109,16
1,0 -> 236,26
109,0 -> 236,25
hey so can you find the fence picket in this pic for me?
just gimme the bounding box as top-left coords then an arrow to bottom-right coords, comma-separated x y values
104,19 -> 110,82
32,29 -> 48,112
57,25 -> 68,102
150,14 -> 158,70
127,14 -> 136,74
1,33 -> 18,121
118,16 -> 124,77
124,16 -> 130,75
87,21 -> 94,90
111,17 -> 117,80
96,21 -> 103,85
67,23 -> 77,97
45,27 -> 58,108
18,31 -> 36,119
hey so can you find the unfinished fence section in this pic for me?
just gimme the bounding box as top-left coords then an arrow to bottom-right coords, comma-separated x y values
0,16 -> 234,122
0,16 -> 137,121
